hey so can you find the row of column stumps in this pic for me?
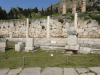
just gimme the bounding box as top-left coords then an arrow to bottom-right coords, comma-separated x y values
62,0 -> 86,14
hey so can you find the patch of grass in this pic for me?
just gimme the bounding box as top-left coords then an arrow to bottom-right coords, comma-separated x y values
62,12 -> 71,16
0,47 -> 100,69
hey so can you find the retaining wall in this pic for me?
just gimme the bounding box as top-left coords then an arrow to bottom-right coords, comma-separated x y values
6,38 -> 100,48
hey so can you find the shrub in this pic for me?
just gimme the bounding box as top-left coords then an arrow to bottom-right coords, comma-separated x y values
58,18 -> 64,23
85,11 -> 89,14
42,26 -> 45,29
29,21 -> 31,24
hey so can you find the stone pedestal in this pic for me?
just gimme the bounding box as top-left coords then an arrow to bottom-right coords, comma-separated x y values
25,38 -> 34,52
65,31 -> 79,52
15,42 -> 25,52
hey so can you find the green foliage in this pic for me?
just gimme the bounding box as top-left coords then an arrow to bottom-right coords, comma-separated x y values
62,12 -> 71,16
78,15 -> 84,17
88,20 -> 91,23
90,16 -> 100,22
51,4 -> 52,15
85,11 -> 89,14
67,17 -> 71,19
29,21 -> 31,24
42,26 -> 45,29
0,47 -> 100,69
58,18 -> 64,23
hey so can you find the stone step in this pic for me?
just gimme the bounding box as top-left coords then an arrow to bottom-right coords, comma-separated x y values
40,46 -> 65,50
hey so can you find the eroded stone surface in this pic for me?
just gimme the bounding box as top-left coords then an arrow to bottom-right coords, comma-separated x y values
80,73 -> 95,75
41,67 -> 62,75
0,68 -> 9,75
89,67 -> 100,74
76,68 -> 89,73
64,68 -> 78,75
7,67 -> 22,75
19,67 -> 41,75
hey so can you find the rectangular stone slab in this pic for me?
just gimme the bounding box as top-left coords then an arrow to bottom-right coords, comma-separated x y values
64,68 -> 78,75
0,68 -> 9,75
41,67 -> 62,75
19,67 -> 41,75
68,35 -> 78,45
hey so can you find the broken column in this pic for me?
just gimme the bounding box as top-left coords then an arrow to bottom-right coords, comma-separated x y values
47,16 -> 50,38
72,1 -> 76,13
25,18 -> 34,52
62,0 -> 66,14
81,0 -> 86,12
26,18 -> 29,38
65,13 -> 79,54
74,13 -> 77,31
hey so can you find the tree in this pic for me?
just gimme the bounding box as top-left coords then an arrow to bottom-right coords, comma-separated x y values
29,7 -> 32,18
51,4 -> 52,15
34,7 -> 38,13
18,7 -> 23,14
0,6 -> 8,20
23,9 -> 28,17
42,7 -> 44,15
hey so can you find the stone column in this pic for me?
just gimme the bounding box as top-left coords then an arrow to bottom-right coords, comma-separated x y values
74,13 -> 77,31
10,32 -> 12,38
81,0 -> 86,12
26,18 -> 29,38
62,0 -> 66,14
47,16 -> 50,38
72,3 -> 76,13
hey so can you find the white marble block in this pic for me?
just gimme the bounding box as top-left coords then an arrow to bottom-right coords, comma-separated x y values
80,47 -> 91,54
68,35 -> 78,45
25,38 -> 34,52
65,45 -> 79,50
15,42 -> 25,52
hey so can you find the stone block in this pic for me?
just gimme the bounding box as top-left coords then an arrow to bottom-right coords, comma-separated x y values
89,67 -> 100,74
65,45 -> 79,50
76,68 -> 89,74
80,47 -> 91,54
15,42 -> 25,52
92,27 -> 97,30
64,68 -> 78,75
84,28 -> 92,32
0,42 -> 7,48
80,73 -> 95,75
89,31 -> 97,35
80,25 -> 87,29
68,35 -> 78,45
83,31 -> 88,35
25,38 -> 34,52
77,29 -> 84,33
26,38 -> 34,47
79,41 -> 83,44
87,24 -> 92,28
97,30 -> 100,34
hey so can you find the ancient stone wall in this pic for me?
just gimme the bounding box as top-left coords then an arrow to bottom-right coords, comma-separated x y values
0,17 -> 100,38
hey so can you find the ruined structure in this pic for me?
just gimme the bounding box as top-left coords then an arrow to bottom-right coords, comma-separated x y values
45,0 -> 98,14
